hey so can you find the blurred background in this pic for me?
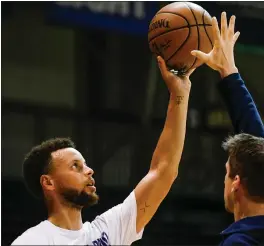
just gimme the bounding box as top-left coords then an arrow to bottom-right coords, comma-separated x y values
2,1 -> 264,245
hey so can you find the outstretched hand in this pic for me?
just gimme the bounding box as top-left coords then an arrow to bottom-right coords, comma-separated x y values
191,12 -> 240,78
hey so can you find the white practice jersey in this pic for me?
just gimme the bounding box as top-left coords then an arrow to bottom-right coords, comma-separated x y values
12,191 -> 143,245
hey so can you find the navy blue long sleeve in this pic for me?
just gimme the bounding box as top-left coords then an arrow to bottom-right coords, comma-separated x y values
217,73 -> 264,137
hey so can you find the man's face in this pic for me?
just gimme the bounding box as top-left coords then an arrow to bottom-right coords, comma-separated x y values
48,148 -> 99,208
224,160 -> 234,213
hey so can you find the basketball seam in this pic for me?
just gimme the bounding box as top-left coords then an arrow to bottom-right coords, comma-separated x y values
184,2 -> 199,71
165,27 -> 191,65
163,11 -> 191,65
202,11 -> 213,49
148,24 -> 212,43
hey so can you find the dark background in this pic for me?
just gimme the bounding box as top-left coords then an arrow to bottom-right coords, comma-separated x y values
2,1 -> 264,245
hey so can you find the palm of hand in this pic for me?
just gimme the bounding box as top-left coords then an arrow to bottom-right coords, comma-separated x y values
208,33 -> 236,72
207,42 -> 232,72
191,12 -> 240,76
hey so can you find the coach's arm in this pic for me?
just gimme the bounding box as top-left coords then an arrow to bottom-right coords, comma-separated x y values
134,57 -> 194,233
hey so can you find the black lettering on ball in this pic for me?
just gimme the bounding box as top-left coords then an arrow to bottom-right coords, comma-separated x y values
149,18 -> 170,33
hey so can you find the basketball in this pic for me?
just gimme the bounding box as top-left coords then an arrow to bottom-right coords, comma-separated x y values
148,2 -> 214,75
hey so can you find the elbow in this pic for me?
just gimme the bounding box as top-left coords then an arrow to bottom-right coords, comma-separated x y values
165,166 -> 178,180
163,170 -> 178,188
150,159 -> 179,182
174,170 -> 179,180
158,166 -> 179,184
171,170 -> 178,182
163,162 -> 179,182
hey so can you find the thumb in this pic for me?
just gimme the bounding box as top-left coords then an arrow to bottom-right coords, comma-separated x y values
157,56 -> 168,78
191,50 -> 209,62
186,68 -> 196,77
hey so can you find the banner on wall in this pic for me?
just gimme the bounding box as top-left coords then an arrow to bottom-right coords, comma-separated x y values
48,2 -> 264,44
48,2 -> 159,35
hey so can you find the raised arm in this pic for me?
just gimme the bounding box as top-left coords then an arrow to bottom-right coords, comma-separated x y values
134,57 -> 194,233
191,12 -> 264,137
217,73 -> 264,137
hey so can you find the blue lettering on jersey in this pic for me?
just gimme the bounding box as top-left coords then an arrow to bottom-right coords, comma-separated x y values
92,232 -> 110,246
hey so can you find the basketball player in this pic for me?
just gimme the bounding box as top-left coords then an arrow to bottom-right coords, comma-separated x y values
11,55 -> 194,244
192,12 -> 264,245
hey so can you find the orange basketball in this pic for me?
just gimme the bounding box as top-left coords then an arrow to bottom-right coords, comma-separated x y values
148,2 -> 214,75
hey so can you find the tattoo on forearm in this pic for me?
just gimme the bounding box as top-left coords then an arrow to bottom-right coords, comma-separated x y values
175,96 -> 184,105
140,202 -> 150,213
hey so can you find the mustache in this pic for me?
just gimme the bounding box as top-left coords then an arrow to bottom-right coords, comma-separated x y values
85,178 -> 95,187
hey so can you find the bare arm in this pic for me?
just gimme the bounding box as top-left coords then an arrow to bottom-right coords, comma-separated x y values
134,57 -> 194,233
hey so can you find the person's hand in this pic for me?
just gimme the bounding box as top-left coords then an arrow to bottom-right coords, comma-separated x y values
157,56 -> 194,102
191,12 -> 240,79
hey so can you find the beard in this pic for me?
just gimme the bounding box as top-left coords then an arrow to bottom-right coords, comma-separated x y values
60,187 -> 99,209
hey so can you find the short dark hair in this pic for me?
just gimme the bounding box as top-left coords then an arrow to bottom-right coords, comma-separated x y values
23,138 -> 75,199
222,133 -> 264,202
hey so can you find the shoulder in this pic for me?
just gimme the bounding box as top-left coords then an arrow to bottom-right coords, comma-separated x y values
221,233 -> 254,246
12,222 -> 48,245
